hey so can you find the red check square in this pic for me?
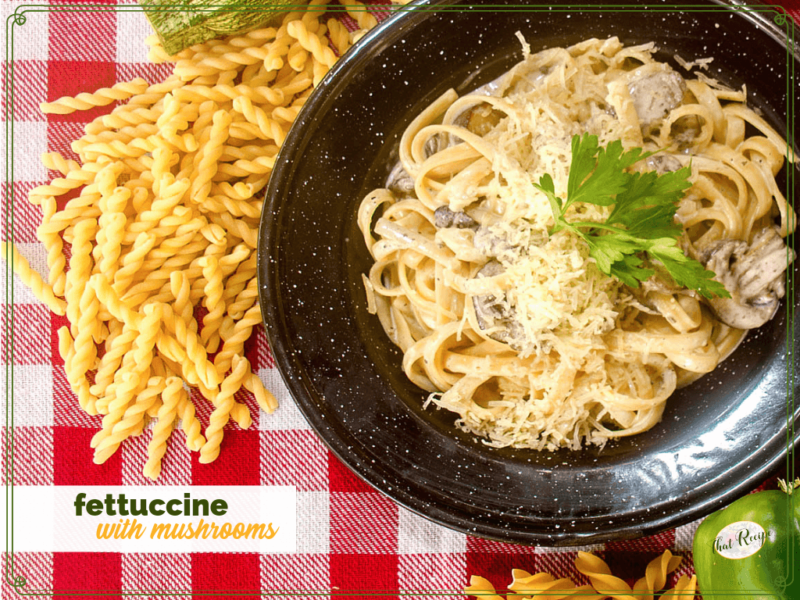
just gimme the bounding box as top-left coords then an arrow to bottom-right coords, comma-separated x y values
193,553 -> 259,600
330,552 -> 399,597
54,425 -> 121,485
53,551 -> 120,598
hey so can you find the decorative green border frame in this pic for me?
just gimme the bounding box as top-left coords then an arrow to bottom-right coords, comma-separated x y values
2,1 -> 795,597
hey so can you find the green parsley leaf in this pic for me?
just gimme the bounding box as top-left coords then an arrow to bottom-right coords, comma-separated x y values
533,133 -> 730,299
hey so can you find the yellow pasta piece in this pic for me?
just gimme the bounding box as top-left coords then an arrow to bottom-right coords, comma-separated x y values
287,20 -> 337,68
104,376 -> 166,462
464,576 -> 504,600
162,299 -> 219,390
244,372 -> 278,414
41,151 -> 81,176
143,376 -> 185,480
40,78 -> 149,114
96,188 -> 130,276
70,285 -> 101,410
232,96 -> 287,145
190,109 -> 232,203
36,196 -> 67,297
339,0 -> 378,30
177,387 -> 205,451
200,254 -> 225,353
200,354 -> 249,463
0,242 -> 66,315
93,303 -> 162,463
91,320 -> 137,404
58,326 -> 97,415
29,158 -> 108,205
230,401 -> 253,429
326,18 -> 351,56
632,550 -> 682,599
574,553 -> 636,600
112,232 -> 157,296
90,273 -> 142,329
215,300 -> 262,374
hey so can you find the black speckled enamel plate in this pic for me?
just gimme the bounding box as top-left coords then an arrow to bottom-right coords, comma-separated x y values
258,0 -> 799,545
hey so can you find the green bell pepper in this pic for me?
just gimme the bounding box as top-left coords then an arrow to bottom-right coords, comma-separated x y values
693,478 -> 800,599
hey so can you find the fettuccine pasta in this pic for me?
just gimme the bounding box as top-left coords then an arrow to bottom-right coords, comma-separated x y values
358,36 -> 795,450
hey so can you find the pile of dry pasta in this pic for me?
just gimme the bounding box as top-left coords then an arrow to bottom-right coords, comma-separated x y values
2,0 -> 378,479
466,550 -> 697,599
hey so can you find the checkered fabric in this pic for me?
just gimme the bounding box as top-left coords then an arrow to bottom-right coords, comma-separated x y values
1,0 -> 797,598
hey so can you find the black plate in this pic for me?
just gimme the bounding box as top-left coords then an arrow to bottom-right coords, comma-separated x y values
258,0 -> 799,545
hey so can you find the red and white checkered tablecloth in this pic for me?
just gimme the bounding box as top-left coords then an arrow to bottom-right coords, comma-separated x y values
1,1 -> 798,598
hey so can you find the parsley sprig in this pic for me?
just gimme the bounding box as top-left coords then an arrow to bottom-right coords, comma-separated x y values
534,133 -> 730,299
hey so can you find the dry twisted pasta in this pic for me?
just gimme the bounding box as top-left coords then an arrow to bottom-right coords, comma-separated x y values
1,242 -> 66,316
104,376 -> 167,466
338,0 -> 378,30
13,5 -> 379,477
232,96 -> 287,145
245,372 -> 279,414
287,20 -> 337,67
70,285 -> 101,413
230,401 -> 253,429
96,189 -> 129,276
27,169 -> 89,205
208,211 -> 258,248
37,196 -> 67,297
41,151 -> 82,176
41,78 -> 149,114
57,326 -> 95,415
190,109 -> 232,203
92,303 -> 162,463
466,550 -> 697,600
215,300 -> 261,374
200,255 -> 225,352
177,388 -> 205,452
200,354 -> 249,463
162,297 -> 219,390
327,18 -> 351,56
113,232 -> 157,295
92,320 -> 137,405
143,376 -> 186,480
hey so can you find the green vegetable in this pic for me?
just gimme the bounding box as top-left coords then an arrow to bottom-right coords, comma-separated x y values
692,478 -> 800,599
534,133 -> 729,299
139,0 -> 295,55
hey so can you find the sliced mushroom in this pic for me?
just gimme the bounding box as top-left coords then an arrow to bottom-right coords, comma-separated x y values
465,103 -> 504,136
471,261 -> 525,345
386,161 -> 415,195
700,226 -> 794,329
627,66 -> 685,127
473,226 -> 514,258
433,205 -> 478,229
645,153 -> 683,175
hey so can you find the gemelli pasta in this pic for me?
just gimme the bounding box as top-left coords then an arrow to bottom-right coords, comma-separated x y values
465,549 -> 697,599
3,0 -> 377,479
